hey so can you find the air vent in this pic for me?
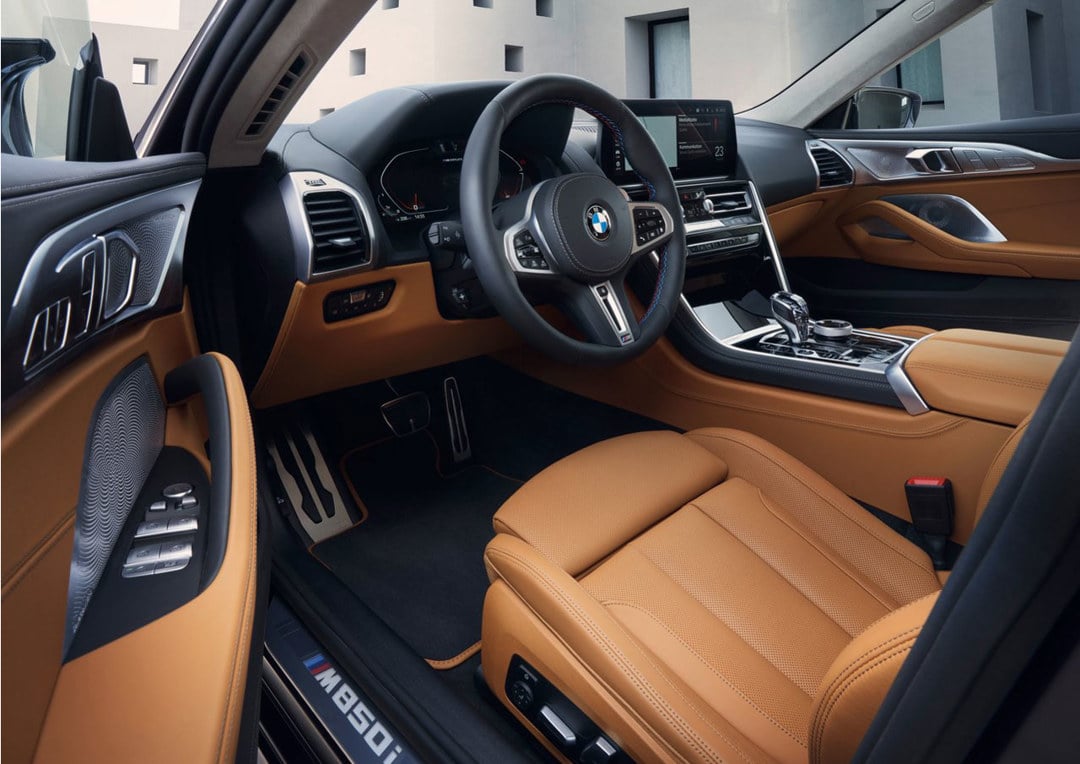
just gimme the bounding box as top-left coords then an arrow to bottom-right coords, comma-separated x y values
809,143 -> 854,188
246,54 -> 308,137
302,191 -> 370,274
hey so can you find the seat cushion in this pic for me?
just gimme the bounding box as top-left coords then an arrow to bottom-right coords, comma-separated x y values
484,428 -> 941,763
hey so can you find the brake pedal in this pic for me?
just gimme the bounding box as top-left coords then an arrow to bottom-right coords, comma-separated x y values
381,392 -> 431,437
444,376 -> 472,464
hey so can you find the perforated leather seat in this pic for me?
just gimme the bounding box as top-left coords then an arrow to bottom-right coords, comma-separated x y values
480,427 -> 1022,763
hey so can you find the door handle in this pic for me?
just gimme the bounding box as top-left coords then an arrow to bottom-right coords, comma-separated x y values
906,148 -> 961,174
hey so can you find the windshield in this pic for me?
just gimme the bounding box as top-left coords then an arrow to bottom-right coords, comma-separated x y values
287,1 -> 904,122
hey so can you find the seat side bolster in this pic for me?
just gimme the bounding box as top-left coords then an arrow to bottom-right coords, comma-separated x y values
491,431 -> 727,576
809,592 -> 940,764
975,414 -> 1032,522
483,534 -> 769,764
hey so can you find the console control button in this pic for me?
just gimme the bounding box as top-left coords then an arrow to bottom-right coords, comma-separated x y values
154,558 -> 189,575
126,543 -> 162,566
179,495 -> 198,508
135,520 -> 171,539
167,516 -> 199,533
538,705 -> 577,748
121,562 -> 158,579
159,540 -> 193,562
149,500 -> 168,512
163,482 -> 194,499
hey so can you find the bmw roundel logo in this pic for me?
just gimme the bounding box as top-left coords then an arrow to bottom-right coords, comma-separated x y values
586,205 -> 612,241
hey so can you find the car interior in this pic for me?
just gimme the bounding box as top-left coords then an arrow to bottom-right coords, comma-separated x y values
2,0 -> 1080,762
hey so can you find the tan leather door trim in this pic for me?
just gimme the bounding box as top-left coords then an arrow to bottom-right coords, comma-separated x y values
32,353 -> 258,764
1,306 -> 199,764
773,171 -> 1080,279
837,200 -> 1080,279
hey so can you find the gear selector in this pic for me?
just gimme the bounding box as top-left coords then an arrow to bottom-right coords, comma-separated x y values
770,291 -> 811,345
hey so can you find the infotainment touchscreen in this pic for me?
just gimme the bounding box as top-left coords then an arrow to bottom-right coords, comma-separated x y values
599,99 -> 737,183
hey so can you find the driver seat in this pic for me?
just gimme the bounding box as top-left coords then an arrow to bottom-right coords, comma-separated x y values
480,427 -> 1020,763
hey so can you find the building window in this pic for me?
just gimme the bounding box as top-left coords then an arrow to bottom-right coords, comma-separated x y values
319,108 -> 336,118
649,17 -> 690,98
474,0 -> 493,7
349,48 -> 367,76
536,0 -> 553,17
1027,11 -> 1051,112
895,40 -> 945,104
382,0 -> 398,9
131,58 -> 157,85
505,45 -> 524,73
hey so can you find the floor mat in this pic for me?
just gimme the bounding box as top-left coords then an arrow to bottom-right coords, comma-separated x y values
305,357 -> 675,664
312,432 -> 521,663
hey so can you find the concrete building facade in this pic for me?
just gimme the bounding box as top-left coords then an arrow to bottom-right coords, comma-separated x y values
20,0 -> 1080,151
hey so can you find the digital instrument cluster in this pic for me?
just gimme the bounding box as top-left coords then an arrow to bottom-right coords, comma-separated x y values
375,139 -> 534,223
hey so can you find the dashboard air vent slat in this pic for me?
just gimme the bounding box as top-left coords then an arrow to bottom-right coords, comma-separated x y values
302,191 -> 370,274
809,145 -> 854,188
245,54 -> 308,137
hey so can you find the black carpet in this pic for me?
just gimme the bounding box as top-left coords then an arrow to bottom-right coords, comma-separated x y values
308,357 -> 674,663
312,432 -> 521,662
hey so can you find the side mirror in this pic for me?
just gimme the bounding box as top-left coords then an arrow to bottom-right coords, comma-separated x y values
1,38 -> 57,156
813,86 -> 923,130
852,86 -> 922,129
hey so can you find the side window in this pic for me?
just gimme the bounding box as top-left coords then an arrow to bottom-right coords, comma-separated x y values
0,0 -> 217,160
836,0 -> 1078,130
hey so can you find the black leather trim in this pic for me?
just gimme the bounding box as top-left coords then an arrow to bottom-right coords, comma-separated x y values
1,152 -> 205,318
0,152 -> 205,200
812,113 -> 1080,160
164,355 -> 234,585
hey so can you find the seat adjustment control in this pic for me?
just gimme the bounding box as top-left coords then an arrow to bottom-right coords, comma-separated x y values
505,656 -> 629,762
538,705 -> 577,748
582,736 -> 618,764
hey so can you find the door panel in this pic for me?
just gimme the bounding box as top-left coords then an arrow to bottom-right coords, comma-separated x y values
768,126 -> 1080,337
772,171 -> 1080,278
2,154 -> 263,763
31,353 -> 258,764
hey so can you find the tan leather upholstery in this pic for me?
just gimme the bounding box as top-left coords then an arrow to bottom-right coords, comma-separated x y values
904,329 -> 1067,426
250,263 -> 561,408
1,306 -> 199,764
976,413 -> 1033,523
809,593 -> 939,764
770,171 -> 1080,279
874,325 -> 935,339
501,338 -> 1012,544
33,353 -> 258,764
483,428 -> 943,763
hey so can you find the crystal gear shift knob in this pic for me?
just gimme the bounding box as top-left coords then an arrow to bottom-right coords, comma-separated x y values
770,291 -> 811,345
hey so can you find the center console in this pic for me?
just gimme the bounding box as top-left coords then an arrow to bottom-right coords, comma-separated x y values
603,98 -> 930,414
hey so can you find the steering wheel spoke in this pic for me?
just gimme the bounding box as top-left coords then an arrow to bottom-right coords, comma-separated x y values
562,279 -> 639,348
627,201 -> 676,257
502,214 -> 559,281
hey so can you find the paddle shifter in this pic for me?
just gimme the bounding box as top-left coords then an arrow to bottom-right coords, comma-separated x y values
770,291 -> 811,345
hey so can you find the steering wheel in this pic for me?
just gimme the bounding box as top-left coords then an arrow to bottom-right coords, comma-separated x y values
461,74 -> 686,365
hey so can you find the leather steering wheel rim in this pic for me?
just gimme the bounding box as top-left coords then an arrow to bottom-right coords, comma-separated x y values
460,74 -> 687,365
